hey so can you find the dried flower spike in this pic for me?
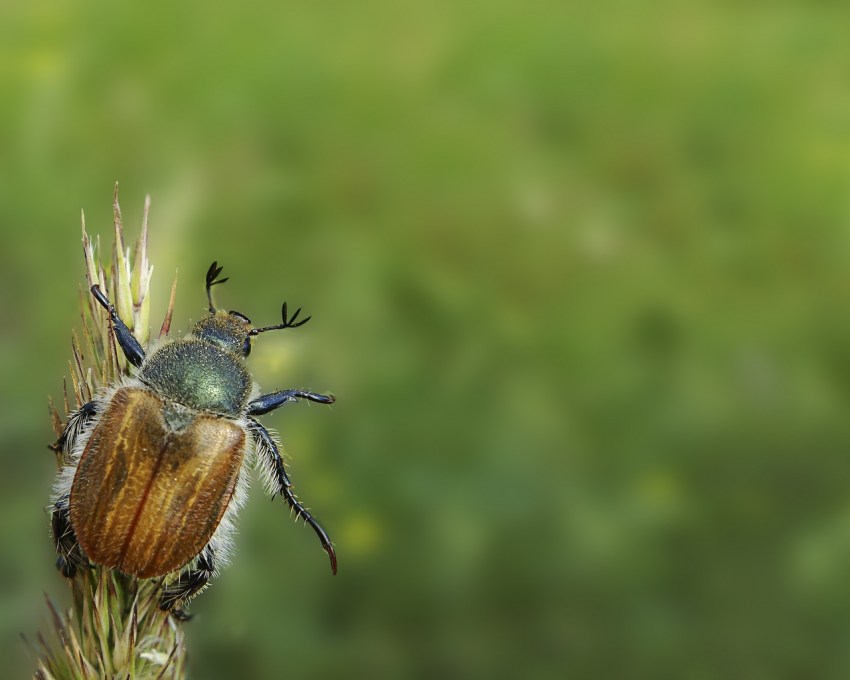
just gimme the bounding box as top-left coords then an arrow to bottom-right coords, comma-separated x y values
36,186 -> 186,680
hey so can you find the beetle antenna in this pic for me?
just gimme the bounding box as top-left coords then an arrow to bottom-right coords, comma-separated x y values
205,261 -> 229,313
249,302 -> 312,336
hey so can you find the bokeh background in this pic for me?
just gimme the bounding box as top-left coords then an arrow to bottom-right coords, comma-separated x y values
2,1 -> 850,677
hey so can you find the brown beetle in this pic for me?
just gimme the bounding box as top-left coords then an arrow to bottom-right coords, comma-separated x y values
51,262 -> 336,615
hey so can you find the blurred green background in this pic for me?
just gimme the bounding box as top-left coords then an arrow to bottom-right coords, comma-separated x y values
2,0 -> 850,677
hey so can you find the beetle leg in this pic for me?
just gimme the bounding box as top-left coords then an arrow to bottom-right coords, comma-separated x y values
247,389 -> 335,416
247,417 -> 337,575
49,400 -> 98,457
90,285 -> 146,368
159,544 -> 216,615
51,495 -> 86,578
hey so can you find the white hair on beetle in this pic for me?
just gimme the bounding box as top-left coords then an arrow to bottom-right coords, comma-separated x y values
50,379 -> 133,507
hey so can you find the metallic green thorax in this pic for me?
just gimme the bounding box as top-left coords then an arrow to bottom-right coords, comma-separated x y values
139,313 -> 254,416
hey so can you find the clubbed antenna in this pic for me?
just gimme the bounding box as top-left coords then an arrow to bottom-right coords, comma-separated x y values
249,302 -> 311,336
205,261 -> 229,313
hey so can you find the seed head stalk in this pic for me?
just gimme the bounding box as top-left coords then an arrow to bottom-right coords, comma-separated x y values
34,184 -> 185,679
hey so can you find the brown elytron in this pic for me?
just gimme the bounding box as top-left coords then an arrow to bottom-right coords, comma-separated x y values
70,387 -> 245,578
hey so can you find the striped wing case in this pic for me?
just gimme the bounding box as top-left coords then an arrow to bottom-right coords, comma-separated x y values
70,387 -> 245,578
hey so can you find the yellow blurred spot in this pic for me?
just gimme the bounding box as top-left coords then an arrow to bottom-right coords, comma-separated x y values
635,468 -> 682,509
341,512 -> 383,557
26,48 -> 63,79
251,341 -> 294,376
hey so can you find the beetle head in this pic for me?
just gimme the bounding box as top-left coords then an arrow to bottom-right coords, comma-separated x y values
193,311 -> 254,356
201,261 -> 312,357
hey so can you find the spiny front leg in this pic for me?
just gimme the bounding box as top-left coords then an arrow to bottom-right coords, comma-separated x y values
248,417 -> 337,574
90,285 -> 146,368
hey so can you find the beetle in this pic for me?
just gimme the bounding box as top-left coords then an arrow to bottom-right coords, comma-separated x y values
50,262 -> 336,616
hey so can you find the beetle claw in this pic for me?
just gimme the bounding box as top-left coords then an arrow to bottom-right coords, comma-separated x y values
325,543 -> 338,575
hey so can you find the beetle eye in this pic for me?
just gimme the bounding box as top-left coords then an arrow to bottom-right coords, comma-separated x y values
229,311 -> 252,325
242,337 -> 252,356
